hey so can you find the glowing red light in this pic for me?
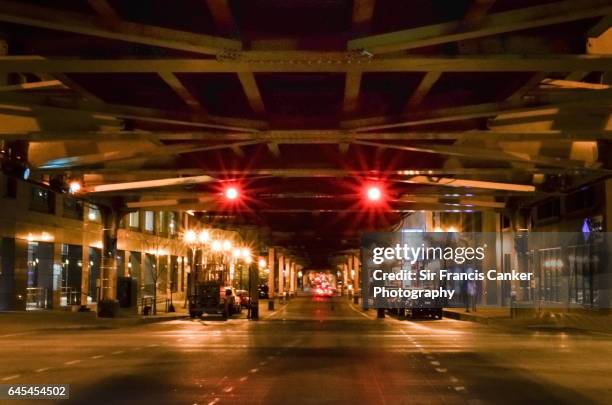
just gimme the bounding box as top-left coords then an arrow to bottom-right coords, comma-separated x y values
367,186 -> 382,201
225,187 -> 239,200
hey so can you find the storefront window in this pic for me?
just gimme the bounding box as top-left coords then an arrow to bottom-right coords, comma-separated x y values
128,211 -> 140,229
144,211 -> 154,232
87,205 -> 102,223
30,185 -> 55,214
538,248 -> 562,303
63,196 -> 84,220
168,212 -> 177,236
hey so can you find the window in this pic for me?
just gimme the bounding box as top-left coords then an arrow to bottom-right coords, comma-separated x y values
30,185 -> 55,214
158,211 -> 167,235
63,196 -> 84,220
87,205 -> 101,223
565,186 -> 597,213
168,212 -> 178,236
128,211 -> 140,229
144,211 -> 154,232
536,198 -> 561,223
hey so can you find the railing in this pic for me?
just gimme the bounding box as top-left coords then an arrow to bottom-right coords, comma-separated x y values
59,287 -> 81,306
26,287 -> 47,310
138,296 -> 172,315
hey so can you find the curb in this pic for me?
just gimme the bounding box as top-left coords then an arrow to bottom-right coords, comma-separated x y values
443,310 -> 496,325
138,314 -> 188,323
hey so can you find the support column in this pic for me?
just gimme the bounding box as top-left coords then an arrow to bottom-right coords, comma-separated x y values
101,208 -> 119,302
482,211 -> 501,306
343,262 -> 348,294
354,254 -> 360,297
278,253 -> 284,296
267,247 -> 275,299
81,245 -> 89,305
289,259 -> 295,294
601,179 -> 612,308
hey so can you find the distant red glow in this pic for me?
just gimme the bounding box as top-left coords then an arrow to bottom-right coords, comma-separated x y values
367,186 -> 382,201
225,186 -> 239,200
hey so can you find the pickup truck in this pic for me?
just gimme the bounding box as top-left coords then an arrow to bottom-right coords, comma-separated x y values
189,282 -> 241,319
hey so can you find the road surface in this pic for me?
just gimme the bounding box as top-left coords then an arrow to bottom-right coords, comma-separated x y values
1,296 -> 610,404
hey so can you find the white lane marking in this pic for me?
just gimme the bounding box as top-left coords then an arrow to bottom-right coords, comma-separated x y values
91,355 -> 104,359
450,377 -> 459,383
430,361 -> 440,366
208,398 -> 220,405
147,344 -> 159,348
249,368 -> 258,373
426,356 -> 435,360
454,386 -> 466,392
239,376 -> 248,382
64,360 -> 81,365
223,386 -> 234,393
111,350 -> 124,355
0,331 -> 35,338
35,367 -> 51,373
348,302 -> 372,319
1,374 -> 20,381
435,368 -> 447,373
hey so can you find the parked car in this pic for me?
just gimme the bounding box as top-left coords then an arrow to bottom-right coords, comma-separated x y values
408,293 -> 443,319
236,289 -> 251,308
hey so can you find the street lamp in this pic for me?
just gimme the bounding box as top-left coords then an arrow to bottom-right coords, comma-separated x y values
183,229 -> 210,306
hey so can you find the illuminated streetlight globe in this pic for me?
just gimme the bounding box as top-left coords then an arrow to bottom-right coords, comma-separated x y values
258,258 -> 266,268
184,229 -> 197,244
241,248 -> 250,259
198,230 -> 210,243
222,240 -> 232,251
69,181 -> 81,194
212,240 -> 222,252
233,249 -> 241,258
245,256 -> 252,264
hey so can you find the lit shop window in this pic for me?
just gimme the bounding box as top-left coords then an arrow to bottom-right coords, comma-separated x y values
168,212 -> 178,236
87,205 -> 102,223
128,211 -> 140,229
144,211 -> 155,232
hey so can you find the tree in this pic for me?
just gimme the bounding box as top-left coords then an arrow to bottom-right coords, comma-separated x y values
140,234 -> 180,315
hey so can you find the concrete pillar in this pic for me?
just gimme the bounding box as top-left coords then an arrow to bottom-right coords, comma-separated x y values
1,238 -> 27,310
602,179 -> 612,308
354,255 -> 360,295
81,245 -> 89,305
482,211 -> 501,306
268,247 -> 275,298
343,262 -> 348,293
278,253 -> 284,296
101,209 -> 119,301
289,260 -> 295,293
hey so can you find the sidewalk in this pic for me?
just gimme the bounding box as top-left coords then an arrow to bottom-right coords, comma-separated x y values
444,306 -> 612,335
443,307 -> 511,325
0,308 -> 187,336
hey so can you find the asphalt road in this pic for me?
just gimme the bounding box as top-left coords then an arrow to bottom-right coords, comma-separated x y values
1,296 -> 611,404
